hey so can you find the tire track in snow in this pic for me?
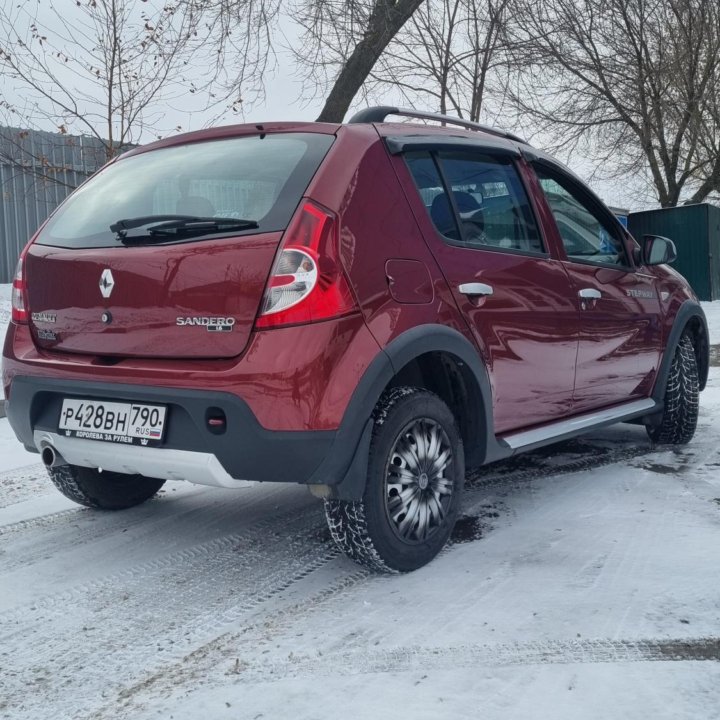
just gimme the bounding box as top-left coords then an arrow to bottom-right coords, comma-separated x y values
0,488 -> 251,573
0,439 -> 653,553
0,463 -> 51,510
0,515 -> 344,719
87,442 -> 667,717
0,440 -> 658,617
1,435 -> 661,719
0,462 -> 45,484
0,497 -> 322,624
465,443 -> 657,494
212,637 -> 720,683
93,567 -> 374,719
0,483 -> 194,538
0,506 -> 80,536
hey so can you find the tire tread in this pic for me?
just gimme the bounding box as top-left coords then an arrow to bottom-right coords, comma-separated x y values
48,464 -> 165,510
647,334 -> 699,445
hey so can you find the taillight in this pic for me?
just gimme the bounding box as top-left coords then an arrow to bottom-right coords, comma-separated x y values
11,254 -> 29,324
255,200 -> 357,328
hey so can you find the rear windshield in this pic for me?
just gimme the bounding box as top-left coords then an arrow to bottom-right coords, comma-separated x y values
35,132 -> 334,248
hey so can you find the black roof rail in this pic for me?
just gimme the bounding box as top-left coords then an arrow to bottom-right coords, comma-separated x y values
348,106 -> 527,144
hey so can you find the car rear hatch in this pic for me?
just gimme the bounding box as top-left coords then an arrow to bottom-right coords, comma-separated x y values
24,130 -> 334,359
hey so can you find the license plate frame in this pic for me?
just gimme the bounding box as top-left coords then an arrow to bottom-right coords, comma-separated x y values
58,398 -> 167,446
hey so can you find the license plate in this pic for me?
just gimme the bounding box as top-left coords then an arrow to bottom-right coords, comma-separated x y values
59,399 -> 167,446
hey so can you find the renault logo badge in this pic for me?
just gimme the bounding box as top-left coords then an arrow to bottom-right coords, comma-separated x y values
99,269 -> 115,299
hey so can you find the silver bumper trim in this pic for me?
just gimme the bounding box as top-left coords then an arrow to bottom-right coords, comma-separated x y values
33,431 -> 255,489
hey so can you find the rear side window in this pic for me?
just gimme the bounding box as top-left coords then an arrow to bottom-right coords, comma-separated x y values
36,133 -> 334,248
405,150 -> 544,254
404,152 -> 459,240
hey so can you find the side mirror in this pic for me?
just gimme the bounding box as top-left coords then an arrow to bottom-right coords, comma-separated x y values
642,235 -> 677,266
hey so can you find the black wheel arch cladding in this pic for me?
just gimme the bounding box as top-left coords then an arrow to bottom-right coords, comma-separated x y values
653,300 -> 709,401
325,324 -> 495,501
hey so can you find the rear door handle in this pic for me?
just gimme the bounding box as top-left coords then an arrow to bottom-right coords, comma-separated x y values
458,282 -> 493,297
578,288 -> 601,299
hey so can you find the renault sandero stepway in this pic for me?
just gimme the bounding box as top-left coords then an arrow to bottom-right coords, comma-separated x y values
2,107 -> 709,572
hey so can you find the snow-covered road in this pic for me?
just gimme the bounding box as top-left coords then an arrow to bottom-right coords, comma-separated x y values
1,286 -> 720,719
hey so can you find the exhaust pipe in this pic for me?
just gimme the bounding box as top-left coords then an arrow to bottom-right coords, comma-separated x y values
40,443 -> 68,469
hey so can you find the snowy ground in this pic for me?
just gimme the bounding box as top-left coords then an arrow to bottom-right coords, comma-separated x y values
1,285 -> 720,719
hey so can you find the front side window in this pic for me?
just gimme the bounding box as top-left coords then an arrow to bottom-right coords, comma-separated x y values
405,150 -> 543,254
534,165 -> 628,267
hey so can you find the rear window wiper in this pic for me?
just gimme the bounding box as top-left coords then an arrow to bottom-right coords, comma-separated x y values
110,215 -> 259,244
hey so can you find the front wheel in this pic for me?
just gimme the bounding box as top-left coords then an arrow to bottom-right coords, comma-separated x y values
646,334 -> 699,445
48,464 -> 165,510
325,387 -> 464,573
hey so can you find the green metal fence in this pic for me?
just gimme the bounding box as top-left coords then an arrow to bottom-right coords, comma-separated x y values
628,203 -> 720,301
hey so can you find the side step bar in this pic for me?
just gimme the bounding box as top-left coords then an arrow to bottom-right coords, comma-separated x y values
500,398 -> 658,452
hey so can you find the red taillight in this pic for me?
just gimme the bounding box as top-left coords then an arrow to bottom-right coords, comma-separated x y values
11,253 -> 29,324
255,200 -> 357,329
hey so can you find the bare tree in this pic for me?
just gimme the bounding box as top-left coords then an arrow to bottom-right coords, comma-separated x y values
185,0 -> 284,115
368,0 -> 510,122
506,0 -> 720,206
310,0 -> 428,122
0,0 -> 210,166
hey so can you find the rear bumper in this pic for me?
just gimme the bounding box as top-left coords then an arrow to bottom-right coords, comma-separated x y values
7,376 -> 337,486
34,430 -> 256,488
2,315 -> 395,497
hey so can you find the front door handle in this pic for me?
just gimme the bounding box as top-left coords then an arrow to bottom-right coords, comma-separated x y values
578,288 -> 601,299
458,282 -> 494,297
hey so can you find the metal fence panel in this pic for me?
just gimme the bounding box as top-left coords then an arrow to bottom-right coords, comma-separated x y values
0,127 -> 107,282
628,203 -> 719,301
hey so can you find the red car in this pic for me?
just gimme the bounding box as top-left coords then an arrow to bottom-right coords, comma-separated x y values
2,107 -> 709,572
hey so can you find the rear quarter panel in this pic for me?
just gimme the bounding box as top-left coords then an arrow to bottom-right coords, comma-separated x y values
308,127 -> 471,352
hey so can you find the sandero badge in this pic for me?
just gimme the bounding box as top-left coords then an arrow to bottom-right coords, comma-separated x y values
176,316 -> 236,332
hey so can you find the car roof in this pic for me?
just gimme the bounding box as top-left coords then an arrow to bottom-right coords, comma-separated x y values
123,106 -> 528,160
122,121 -> 341,159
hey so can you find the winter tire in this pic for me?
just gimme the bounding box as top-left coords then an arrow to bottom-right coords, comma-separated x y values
48,464 -> 165,510
646,333 -> 699,445
325,386 -> 464,573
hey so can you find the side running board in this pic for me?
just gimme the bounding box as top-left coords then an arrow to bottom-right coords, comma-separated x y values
500,398 -> 658,451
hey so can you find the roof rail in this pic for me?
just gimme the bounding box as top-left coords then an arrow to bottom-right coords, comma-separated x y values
348,106 -> 527,144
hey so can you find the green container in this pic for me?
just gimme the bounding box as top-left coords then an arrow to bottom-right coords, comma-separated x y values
628,203 -> 720,301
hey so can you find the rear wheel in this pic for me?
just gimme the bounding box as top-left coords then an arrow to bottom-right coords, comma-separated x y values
48,464 -> 165,510
325,387 -> 464,573
646,334 -> 699,445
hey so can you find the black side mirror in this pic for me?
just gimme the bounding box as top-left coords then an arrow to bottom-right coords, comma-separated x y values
642,235 -> 677,266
